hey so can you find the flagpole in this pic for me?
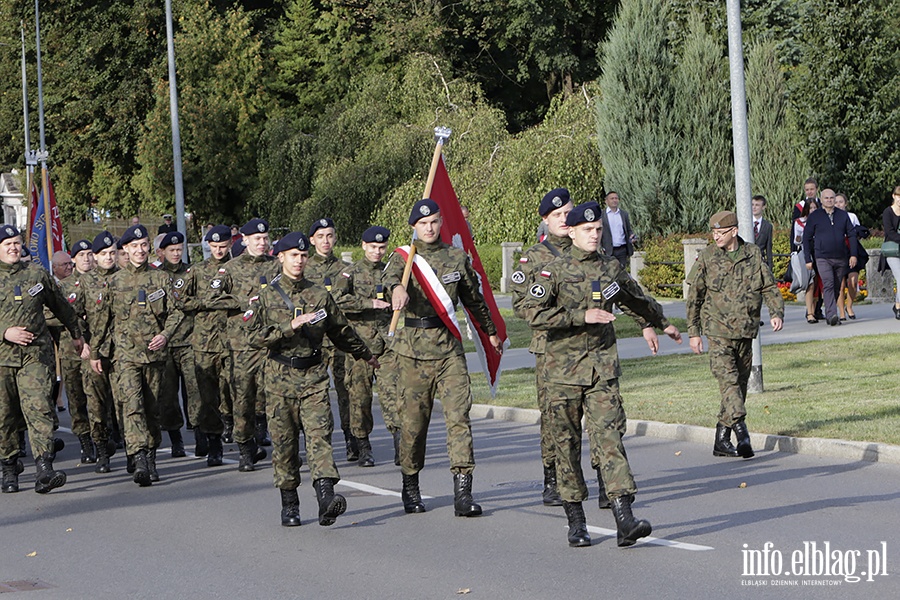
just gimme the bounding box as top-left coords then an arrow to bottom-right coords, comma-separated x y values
34,0 -> 53,264
388,126 -> 451,337
21,22 -> 37,236
165,0 -> 187,260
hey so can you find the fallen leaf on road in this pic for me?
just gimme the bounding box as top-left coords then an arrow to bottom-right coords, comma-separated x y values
457,589 -> 471,595
739,482 -> 747,488
66,528 -> 73,532
26,551 -> 37,557
674,451 -> 682,456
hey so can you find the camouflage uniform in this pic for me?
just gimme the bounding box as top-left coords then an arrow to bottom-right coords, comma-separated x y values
80,265 -> 119,449
520,246 -> 670,503
511,234 -> 571,478
383,239 -> 497,477
244,273 -> 372,491
686,237 -> 784,427
221,252 -> 278,446
90,262 -> 184,457
333,257 -> 400,440
0,261 -> 82,461
48,276 -> 90,441
304,252 -> 353,439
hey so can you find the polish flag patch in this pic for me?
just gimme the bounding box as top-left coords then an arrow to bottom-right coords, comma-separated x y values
540,270 -> 552,278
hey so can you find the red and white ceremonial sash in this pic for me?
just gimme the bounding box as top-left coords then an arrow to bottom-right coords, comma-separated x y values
394,246 -> 462,341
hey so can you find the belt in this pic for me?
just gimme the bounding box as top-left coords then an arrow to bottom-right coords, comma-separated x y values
613,245 -> 627,250
404,316 -> 444,329
269,351 -> 323,369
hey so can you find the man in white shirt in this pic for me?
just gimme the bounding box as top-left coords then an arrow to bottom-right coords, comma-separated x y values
600,191 -> 636,269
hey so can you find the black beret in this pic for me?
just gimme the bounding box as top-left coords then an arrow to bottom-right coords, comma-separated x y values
565,201 -> 602,227
240,218 -> 269,235
278,231 -> 310,253
309,217 -> 335,237
159,231 -> 185,248
119,224 -> 150,247
205,225 -> 231,243
0,225 -> 21,244
362,226 -> 390,243
70,239 -> 93,258
539,188 -> 571,217
408,199 -> 440,225
92,231 -> 115,253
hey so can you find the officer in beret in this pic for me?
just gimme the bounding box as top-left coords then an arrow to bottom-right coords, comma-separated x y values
333,225 -> 401,467
304,217 -> 356,461
220,218 -> 275,471
178,225 -> 233,466
385,199 -> 502,517
155,231 -> 200,459
80,231 -> 123,470
90,224 -> 184,486
511,188 -> 573,506
686,210 -> 784,459
244,231 -> 377,527
0,225 -> 84,494
521,202 -> 682,547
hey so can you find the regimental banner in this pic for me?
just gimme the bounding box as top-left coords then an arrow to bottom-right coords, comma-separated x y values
28,174 -> 65,270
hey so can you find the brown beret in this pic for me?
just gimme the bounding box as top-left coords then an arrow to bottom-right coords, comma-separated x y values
709,210 -> 738,229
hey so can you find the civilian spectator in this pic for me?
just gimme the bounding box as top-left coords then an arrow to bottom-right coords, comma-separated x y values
231,224 -> 245,257
201,223 -> 214,260
600,191 -> 636,270
880,185 -> 900,319
794,201 -> 821,323
158,214 -> 177,235
793,177 -> 821,221
750,195 -> 774,272
834,193 -> 861,320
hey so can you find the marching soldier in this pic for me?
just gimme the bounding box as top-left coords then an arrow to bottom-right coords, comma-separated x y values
521,202 -> 681,547
304,218 -> 356,461
686,210 -> 784,459
179,225 -> 234,466
333,226 -> 401,467
385,199 -> 502,517
90,224 -> 184,487
1,225 -> 84,494
511,188 -> 573,507
244,231 -> 377,527
221,218 -> 275,471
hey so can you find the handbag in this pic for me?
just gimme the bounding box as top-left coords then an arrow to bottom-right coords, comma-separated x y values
881,241 -> 900,258
789,250 -> 813,293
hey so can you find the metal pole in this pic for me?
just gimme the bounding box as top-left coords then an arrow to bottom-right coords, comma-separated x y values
165,0 -> 187,262
725,0 -> 763,392
21,22 -> 37,234
34,0 -> 53,264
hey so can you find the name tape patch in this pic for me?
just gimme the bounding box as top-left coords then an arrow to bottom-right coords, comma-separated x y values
602,282 -> 620,300
441,271 -> 461,284
27,283 -> 44,297
147,289 -> 166,302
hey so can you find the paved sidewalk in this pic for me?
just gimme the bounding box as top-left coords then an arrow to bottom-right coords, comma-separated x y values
465,297 -> 900,464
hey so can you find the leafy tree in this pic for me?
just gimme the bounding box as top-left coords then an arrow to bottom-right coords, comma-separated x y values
596,0 -> 679,237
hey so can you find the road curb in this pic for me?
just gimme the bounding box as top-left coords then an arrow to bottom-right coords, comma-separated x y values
469,403 -> 900,465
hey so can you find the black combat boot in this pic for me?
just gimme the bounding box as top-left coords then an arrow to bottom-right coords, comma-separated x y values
17,430 -> 27,458
168,430 -> 186,458
206,434 -> 224,467
344,430 -> 359,462
34,453 -> 67,494
401,472 -> 426,513
610,495 -> 652,547
313,478 -> 347,526
95,440 -> 111,474
732,421 -> 755,458
280,488 -> 301,527
132,449 -> 152,487
562,501 -> 591,547
255,414 -> 271,447
194,429 -> 209,457
222,416 -> 234,444
2,457 -> 25,493
126,453 -> 136,474
453,473 -> 483,517
596,468 -> 611,509
713,423 -> 740,457
237,440 -> 266,472
542,463 -> 563,506
392,429 -> 401,466
357,436 -> 375,467
148,448 -> 160,482
78,433 -> 97,464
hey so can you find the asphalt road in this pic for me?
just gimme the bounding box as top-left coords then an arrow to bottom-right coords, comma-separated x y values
3,401 -> 898,599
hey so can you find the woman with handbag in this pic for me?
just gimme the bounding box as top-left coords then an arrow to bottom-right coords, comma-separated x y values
794,201 -> 822,323
882,185 -> 900,319
835,193 -> 863,320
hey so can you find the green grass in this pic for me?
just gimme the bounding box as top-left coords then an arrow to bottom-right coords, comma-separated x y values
470,334 -> 900,446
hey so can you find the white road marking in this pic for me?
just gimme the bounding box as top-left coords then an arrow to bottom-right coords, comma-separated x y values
581,525 -> 714,551
338,479 -> 433,500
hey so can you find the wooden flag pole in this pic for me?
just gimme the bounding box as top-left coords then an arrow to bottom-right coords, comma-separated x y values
388,127 -> 451,337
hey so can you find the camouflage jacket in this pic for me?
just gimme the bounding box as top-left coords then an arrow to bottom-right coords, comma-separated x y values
332,257 -> 392,356
304,252 -> 351,349
221,252 -> 278,352
158,260 -> 192,346
519,246 -> 670,386
383,239 -> 497,360
686,237 -> 784,340
81,265 -> 119,359
90,261 -> 184,364
46,273 -> 90,359
511,233 -> 572,354
181,254 -> 232,354
0,260 -> 82,368
244,273 -> 372,362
